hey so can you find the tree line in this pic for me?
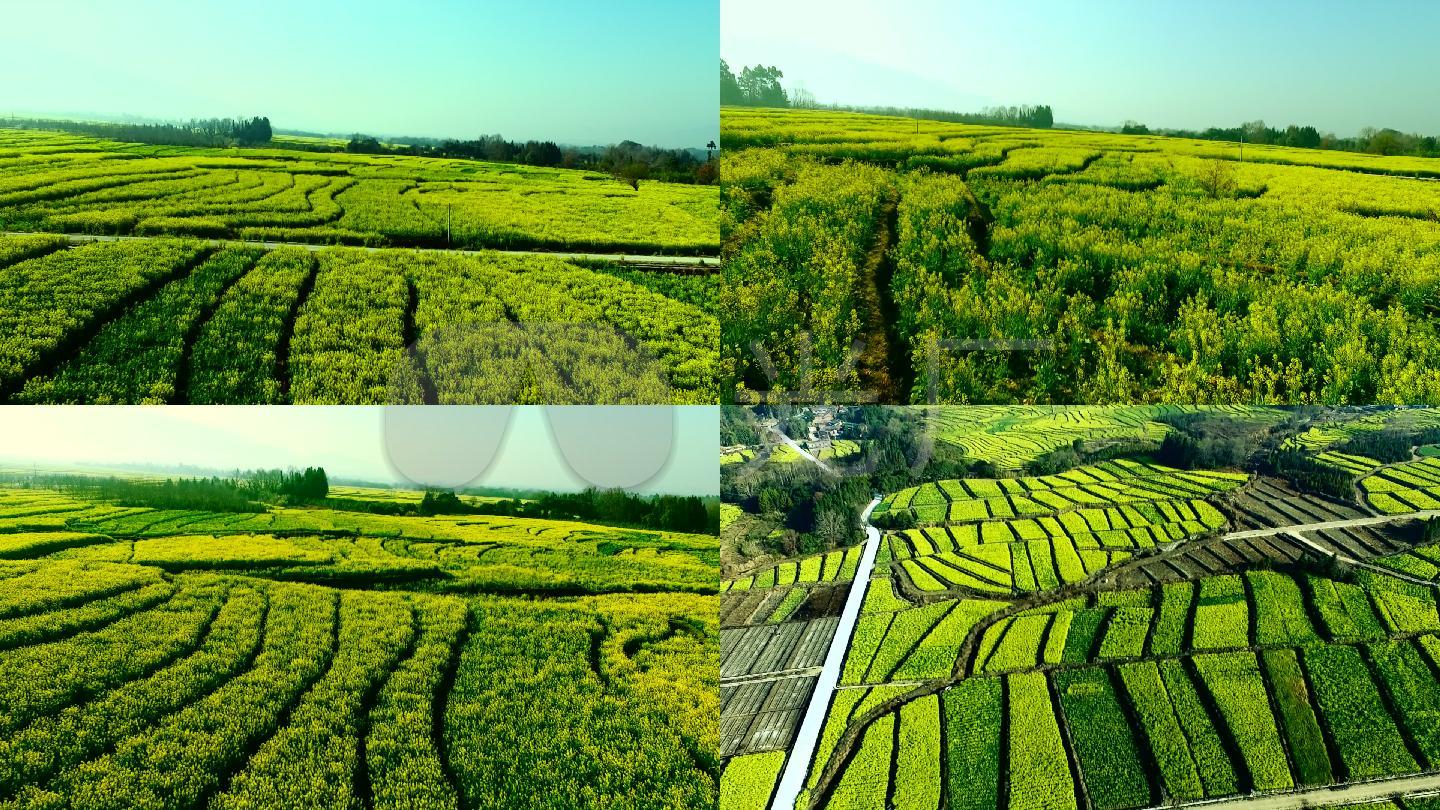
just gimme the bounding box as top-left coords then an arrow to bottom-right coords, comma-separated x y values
18,466 -> 328,513
839,103 -> 1054,129
1119,118 -> 1440,158
721,60 -> 1053,129
1338,426 -> 1440,463
345,134 -> 716,185
403,487 -> 717,534
2,116 -> 273,147
721,61 -> 790,107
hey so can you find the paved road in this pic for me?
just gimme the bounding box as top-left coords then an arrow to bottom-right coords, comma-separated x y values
769,497 -> 882,810
1,230 -> 716,268
1148,771 -> 1440,810
1224,510 -> 1440,541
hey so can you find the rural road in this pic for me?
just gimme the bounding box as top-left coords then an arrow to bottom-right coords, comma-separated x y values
1148,771 -> 1440,810
769,497 -> 882,810
0,230 -> 717,268
770,427 -> 837,475
1224,511 -> 1440,541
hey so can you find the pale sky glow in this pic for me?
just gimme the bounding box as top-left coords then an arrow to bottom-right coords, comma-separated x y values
0,406 -> 718,496
1,0 -> 717,148
723,0 -> 1440,135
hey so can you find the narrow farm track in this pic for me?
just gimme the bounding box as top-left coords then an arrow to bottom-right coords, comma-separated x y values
1282,530 -> 1439,588
0,230 -> 717,268
720,665 -> 824,687
853,189 -> 904,400
1225,511 -> 1440,541
1147,771 -> 1440,810
770,497 -> 882,810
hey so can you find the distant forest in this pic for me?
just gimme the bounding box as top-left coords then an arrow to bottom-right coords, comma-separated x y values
343,134 -> 717,185
404,488 -> 718,535
30,466 -> 328,513
12,468 -> 717,533
1,115 -> 273,147
325,487 -> 718,534
1,114 -> 717,184
721,60 -> 1054,129
1121,119 -> 1440,158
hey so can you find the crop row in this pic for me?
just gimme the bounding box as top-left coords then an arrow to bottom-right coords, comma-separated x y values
0,554 -> 718,807
823,625 -> 1440,810
723,545 -> 862,592
2,237 -> 716,404
877,461 -> 1242,524
1363,457 -> 1440,513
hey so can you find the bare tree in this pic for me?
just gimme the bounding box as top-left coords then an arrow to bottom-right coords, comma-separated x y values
1196,159 -> 1237,199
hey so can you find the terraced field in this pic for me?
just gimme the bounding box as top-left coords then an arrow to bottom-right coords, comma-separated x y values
780,413 -> 1440,810
923,406 -> 1272,470
0,129 -> 718,253
808,564 -> 1440,810
0,485 -> 719,808
0,235 -> 717,403
1362,458 -> 1440,514
872,460 -> 1243,597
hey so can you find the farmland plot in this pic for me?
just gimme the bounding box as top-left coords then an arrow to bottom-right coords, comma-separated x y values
0,484 -> 719,808
0,129 -> 718,254
723,106 -> 1440,403
0,237 -> 717,404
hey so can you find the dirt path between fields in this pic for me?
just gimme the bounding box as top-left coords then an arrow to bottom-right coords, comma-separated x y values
0,231 -> 716,269
853,189 -> 906,401
1149,771 -> 1440,810
1225,511 -> 1440,540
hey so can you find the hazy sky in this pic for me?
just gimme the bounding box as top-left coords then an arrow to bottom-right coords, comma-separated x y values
1,0 -> 717,147
0,407 -> 718,496
723,0 -> 1440,135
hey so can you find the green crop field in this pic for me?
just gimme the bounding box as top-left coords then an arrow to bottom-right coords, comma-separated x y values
0,129 -> 718,253
788,406 -> 1440,810
0,236 -> 717,404
0,483 -> 718,808
721,106 -> 1440,403
1361,457 -> 1440,513
872,459 -> 1239,596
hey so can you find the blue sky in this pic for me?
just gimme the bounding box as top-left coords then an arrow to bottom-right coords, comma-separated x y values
1,0 -> 717,147
0,406 -> 718,496
723,0 -> 1440,135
